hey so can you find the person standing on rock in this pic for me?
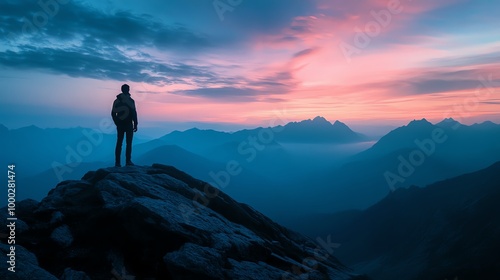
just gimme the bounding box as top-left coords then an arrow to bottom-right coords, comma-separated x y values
111,84 -> 138,167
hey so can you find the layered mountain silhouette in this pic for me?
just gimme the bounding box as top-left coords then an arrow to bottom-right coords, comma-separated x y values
0,164 -> 368,280
153,116 -> 365,156
272,116 -> 365,143
0,125 -> 120,176
301,118 -> 500,213
0,117 -> 370,219
2,118 -> 499,223
0,116 -> 363,178
353,118 -> 500,162
291,161 -> 500,280
436,117 -> 463,129
2,117 -> 499,279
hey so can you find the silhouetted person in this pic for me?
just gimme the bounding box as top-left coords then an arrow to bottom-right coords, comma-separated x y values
111,84 -> 138,167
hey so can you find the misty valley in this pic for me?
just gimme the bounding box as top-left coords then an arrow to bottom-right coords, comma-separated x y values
0,117 -> 500,279
1,116 -> 499,279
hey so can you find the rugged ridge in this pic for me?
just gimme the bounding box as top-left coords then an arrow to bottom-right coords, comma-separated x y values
0,164 -> 367,280
302,162 -> 500,280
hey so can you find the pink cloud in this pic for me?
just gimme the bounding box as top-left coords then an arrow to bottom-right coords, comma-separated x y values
112,0 -> 499,126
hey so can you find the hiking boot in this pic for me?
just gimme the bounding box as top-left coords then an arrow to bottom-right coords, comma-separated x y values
126,161 -> 135,166
115,162 -> 121,167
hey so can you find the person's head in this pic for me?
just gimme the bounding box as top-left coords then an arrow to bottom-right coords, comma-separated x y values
121,84 -> 130,94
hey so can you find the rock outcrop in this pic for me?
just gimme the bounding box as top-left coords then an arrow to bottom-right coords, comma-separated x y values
1,164 -> 367,279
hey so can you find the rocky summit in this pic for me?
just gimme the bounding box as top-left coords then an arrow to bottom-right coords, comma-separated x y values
0,164 -> 367,280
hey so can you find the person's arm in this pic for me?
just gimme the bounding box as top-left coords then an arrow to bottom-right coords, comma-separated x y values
132,100 -> 138,131
111,100 -> 118,125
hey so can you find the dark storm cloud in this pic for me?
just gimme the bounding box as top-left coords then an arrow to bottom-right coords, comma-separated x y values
427,51 -> 500,68
351,53 -> 500,96
293,48 -> 319,59
0,0 -> 315,100
1,0 -> 320,51
247,71 -> 296,92
481,101 -> 500,105
173,87 -> 260,101
172,86 -> 290,103
0,0 -> 210,50
0,0 -> 230,91
0,45 -> 218,85
218,0 -> 317,33
0,42 -> 298,101
404,60 -> 500,95
0,0 -> 220,86
406,78 -> 486,95
173,70 -> 297,102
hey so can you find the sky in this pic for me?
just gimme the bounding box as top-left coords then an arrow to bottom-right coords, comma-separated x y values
1,0 -> 499,135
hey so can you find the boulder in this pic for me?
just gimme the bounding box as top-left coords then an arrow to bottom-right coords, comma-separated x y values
0,243 -> 57,280
0,164 -> 367,279
59,268 -> 91,280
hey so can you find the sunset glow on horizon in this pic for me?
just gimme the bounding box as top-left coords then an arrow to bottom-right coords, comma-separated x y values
1,0 -> 499,131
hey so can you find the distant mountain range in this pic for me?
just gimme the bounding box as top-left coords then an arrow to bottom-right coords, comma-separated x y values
0,125 -> 129,176
1,117 -> 499,224
300,118 -> 500,213
353,118 -> 500,161
290,161 -> 500,279
3,117 -> 498,279
271,116 -> 366,143
0,116 -> 368,212
154,116 -> 366,155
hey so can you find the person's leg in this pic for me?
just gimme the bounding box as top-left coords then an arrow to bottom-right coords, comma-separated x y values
115,126 -> 125,166
125,126 -> 134,165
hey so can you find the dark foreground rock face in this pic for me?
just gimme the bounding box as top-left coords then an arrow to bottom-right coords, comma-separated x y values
1,164 -> 367,279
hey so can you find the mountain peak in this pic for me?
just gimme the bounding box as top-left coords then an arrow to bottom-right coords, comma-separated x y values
2,164 -> 362,279
17,124 -> 43,132
312,116 -> 330,124
472,120 -> 498,128
407,118 -> 432,127
333,120 -> 348,127
442,117 -> 457,122
280,117 -> 362,143
436,118 -> 462,128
